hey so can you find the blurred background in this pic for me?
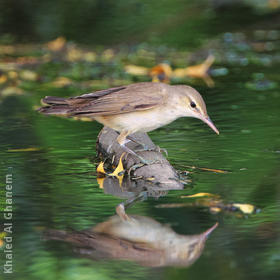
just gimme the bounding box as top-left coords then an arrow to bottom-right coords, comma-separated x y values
1,1 -> 280,280
0,0 -> 280,47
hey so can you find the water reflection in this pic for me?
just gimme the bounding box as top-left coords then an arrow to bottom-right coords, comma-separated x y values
44,211 -> 218,267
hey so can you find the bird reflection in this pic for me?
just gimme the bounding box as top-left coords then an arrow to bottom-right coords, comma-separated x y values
43,212 -> 218,267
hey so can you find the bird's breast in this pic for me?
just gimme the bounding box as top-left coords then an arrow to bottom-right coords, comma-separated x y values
95,106 -> 183,133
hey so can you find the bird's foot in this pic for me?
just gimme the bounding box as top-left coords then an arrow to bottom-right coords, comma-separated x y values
119,143 -> 153,165
96,153 -> 125,177
108,153 -> 125,177
155,146 -> 168,157
116,203 -> 130,221
134,144 -> 152,152
96,161 -> 106,174
134,144 -> 168,157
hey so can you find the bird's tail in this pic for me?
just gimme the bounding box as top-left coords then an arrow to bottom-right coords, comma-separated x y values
38,96 -> 70,115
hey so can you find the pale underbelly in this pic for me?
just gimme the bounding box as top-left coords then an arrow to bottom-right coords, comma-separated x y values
94,109 -> 181,133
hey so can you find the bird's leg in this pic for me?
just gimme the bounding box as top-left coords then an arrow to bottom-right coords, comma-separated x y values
117,131 -> 150,165
116,191 -> 148,221
113,132 -> 150,151
126,135 -> 167,155
126,135 -> 151,151
155,146 -> 168,157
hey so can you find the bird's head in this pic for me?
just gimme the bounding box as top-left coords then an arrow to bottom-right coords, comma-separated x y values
175,85 -> 219,135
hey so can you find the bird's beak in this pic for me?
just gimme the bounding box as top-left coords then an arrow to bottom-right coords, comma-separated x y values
203,222 -> 219,239
201,115 -> 219,135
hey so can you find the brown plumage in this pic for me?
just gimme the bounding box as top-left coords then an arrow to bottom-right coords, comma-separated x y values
38,82 -> 219,163
39,83 -> 164,116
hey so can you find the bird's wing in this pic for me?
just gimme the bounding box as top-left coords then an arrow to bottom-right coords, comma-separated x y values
66,82 -> 167,116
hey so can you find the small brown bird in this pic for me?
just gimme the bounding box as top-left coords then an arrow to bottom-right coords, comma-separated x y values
38,82 -> 219,163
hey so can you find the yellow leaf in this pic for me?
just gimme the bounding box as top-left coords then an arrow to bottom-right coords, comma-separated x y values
83,51 -> 97,62
2,87 -> 24,96
8,147 -> 40,152
67,46 -> 83,62
8,71 -> 18,79
0,75 -> 7,84
232,203 -> 255,214
210,207 -> 222,213
20,70 -> 38,81
149,63 -> 172,83
181,192 -> 218,198
172,68 -> 187,78
184,165 -> 229,174
47,37 -> 66,51
125,65 -> 149,76
197,167 -> 229,174
185,55 -> 215,77
52,77 -> 72,87
102,49 -> 114,60
173,55 -> 215,87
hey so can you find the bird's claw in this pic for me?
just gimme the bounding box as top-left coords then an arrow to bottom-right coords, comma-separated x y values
155,146 -> 168,157
135,145 -> 168,157
134,144 -> 151,152
97,153 -> 125,178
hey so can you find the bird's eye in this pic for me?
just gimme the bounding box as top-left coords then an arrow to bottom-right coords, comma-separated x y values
190,101 -> 196,108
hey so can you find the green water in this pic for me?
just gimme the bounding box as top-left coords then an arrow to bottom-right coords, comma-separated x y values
1,57 -> 280,279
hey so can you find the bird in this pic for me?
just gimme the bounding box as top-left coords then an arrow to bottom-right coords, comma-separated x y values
38,82 -> 219,163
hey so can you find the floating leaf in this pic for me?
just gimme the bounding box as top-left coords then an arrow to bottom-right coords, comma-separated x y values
47,36 -> 66,52
232,203 -> 255,214
125,65 -> 149,75
66,46 -> 83,62
184,165 -> 229,174
161,192 -> 258,217
173,55 -> 215,87
8,147 -> 40,152
172,68 -> 186,78
196,167 -> 229,173
83,51 -> 97,62
2,87 -> 24,96
149,63 -> 172,83
19,70 -> 38,81
0,74 -> 7,84
181,192 -> 219,199
51,77 -> 72,87
102,49 -> 114,61
16,56 -> 39,65
209,207 -> 222,213
8,71 -> 18,79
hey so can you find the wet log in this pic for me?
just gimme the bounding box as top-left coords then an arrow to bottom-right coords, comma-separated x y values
96,127 -> 184,190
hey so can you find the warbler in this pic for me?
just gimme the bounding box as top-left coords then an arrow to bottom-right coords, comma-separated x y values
38,82 -> 219,162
